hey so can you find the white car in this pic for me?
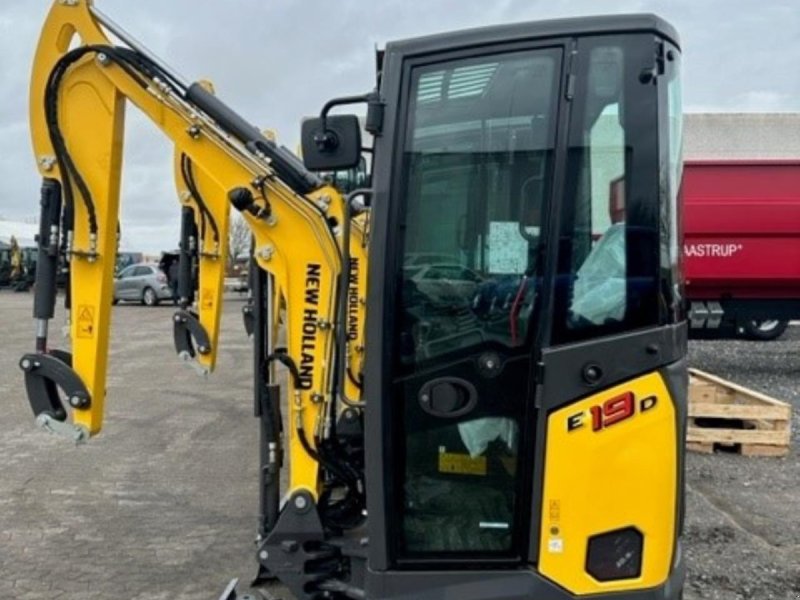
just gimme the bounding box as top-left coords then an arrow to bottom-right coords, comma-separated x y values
113,263 -> 174,306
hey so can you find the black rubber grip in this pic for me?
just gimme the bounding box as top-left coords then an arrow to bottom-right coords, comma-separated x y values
185,84 -> 322,195
33,178 -> 62,321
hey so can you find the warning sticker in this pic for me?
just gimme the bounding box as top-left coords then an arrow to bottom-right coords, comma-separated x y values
201,288 -> 214,310
438,452 -> 487,476
549,499 -> 561,523
77,305 -> 95,339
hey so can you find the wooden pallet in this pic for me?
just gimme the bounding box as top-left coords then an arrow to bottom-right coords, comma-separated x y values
687,369 -> 792,457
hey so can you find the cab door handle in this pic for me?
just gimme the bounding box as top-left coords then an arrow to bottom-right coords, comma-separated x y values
419,377 -> 477,418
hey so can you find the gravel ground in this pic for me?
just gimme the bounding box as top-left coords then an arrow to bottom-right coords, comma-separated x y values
0,289 -> 797,599
684,327 -> 799,600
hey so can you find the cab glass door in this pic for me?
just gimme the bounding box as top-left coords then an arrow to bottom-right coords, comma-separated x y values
390,46 -> 562,561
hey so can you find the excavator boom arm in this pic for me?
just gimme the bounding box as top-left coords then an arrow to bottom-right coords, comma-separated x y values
25,0 -> 350,497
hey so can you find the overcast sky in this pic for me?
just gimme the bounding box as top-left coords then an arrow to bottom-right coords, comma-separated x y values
1,0 -> 798,252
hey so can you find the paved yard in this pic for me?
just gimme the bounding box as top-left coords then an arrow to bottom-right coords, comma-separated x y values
0,290 -> 797,599
0,291 -> 277,599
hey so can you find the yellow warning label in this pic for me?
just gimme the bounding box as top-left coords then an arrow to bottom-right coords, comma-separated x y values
77,305 -> 94,339
201,288 -> 213,310
549,499 -> 561,523
438,452 -> 487,476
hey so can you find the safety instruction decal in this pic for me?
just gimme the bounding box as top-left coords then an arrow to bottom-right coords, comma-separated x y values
77,305 -> 95,339
201,288 -> 214,310
438,451 -> 487,476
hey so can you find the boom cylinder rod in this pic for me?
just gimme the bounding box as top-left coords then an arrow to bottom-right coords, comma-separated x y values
88,4 -> 190,90
177,206 -> 196,308
186,85 -> 322,195
254,264 -> 280,537
33,178 -> 63,352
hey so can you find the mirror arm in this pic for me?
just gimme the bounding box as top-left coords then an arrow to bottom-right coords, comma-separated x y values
319,93 -> 373,119
316,91 -> 383,151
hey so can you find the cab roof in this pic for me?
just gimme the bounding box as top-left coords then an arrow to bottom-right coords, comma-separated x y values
386,13 -> 680,58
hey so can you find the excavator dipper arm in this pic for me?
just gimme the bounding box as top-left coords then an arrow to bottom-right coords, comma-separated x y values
170,142 -> 229,376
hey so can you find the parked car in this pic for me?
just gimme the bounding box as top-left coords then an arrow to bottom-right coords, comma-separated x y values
113,263 -> 173,306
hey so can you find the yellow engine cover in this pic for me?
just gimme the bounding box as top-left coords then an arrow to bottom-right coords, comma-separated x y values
539,371 -> 678,594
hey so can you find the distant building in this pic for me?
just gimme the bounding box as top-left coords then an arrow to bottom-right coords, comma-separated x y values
684,113 -> 800,160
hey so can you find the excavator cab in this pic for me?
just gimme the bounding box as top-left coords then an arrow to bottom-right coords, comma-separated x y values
304,14 -> 686,599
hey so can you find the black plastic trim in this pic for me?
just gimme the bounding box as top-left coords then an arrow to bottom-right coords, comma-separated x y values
540,323 -> 687,410
385,14 -> 680,59
364,545 -> 684,599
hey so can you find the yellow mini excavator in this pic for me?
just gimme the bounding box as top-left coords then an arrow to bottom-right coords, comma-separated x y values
20,2 -> 687,598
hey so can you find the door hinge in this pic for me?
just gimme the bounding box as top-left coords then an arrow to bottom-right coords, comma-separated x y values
565,41 -> 578,101
641,41 -> 666,84
656,40 -> 666,76
533,361 -> 545,384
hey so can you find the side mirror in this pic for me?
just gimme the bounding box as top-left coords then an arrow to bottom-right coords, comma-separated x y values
301,115 -> 361,171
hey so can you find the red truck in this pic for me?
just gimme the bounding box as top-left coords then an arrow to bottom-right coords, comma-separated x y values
683,160 -> 800,339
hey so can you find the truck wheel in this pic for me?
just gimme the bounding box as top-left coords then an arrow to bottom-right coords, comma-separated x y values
743,319 -> 789,341
142,287 -> 159,307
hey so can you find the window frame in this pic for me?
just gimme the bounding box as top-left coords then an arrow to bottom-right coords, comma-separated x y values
550,34 -> 663,347
385,40 -> 569,569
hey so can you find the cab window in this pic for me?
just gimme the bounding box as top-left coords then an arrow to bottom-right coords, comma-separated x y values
552,38 -> 660,344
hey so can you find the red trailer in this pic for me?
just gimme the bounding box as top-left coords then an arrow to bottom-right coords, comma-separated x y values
683,160 -> 800,339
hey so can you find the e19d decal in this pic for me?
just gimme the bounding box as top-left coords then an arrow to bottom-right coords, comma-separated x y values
567,392 -> 658,433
